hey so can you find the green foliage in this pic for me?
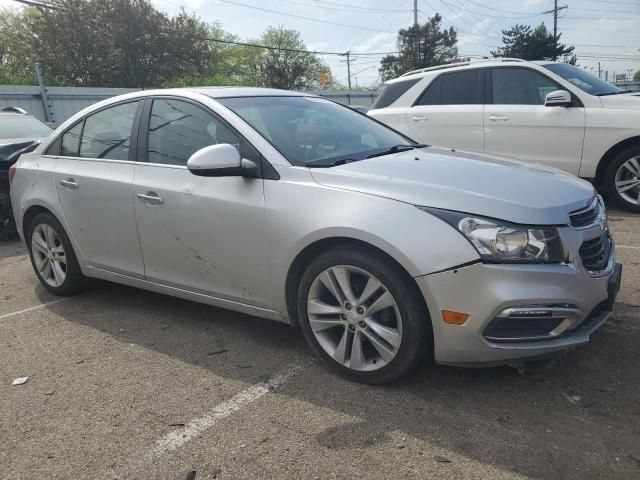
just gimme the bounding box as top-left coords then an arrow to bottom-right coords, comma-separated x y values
379,14 -> 458,81
634,71 -> 640,82
491,23 -> 574,61
0,3 -> 331,89
249,26 -> 330,90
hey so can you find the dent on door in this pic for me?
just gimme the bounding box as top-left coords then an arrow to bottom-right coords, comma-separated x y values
132,165 -> 270,306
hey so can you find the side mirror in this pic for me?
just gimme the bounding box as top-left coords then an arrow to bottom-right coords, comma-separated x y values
544,90 -> 573,107
187,143 -> 258,177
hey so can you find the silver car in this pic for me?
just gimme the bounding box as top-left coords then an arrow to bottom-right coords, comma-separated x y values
10,88 -> 622,383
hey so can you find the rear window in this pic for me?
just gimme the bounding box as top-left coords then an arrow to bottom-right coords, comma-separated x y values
371,77 -> 421,109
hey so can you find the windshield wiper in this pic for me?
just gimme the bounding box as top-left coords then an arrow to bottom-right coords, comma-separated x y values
366,144 -> 428,159
596,90 -> 632,96
306,158 -> 361,168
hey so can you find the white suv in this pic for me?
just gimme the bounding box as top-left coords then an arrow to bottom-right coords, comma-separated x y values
368,59 -> 640,212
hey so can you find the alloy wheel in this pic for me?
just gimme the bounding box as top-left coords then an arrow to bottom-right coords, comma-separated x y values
615,155 -> 640,206
306,265 -> 402,372
31,223 -> 67,288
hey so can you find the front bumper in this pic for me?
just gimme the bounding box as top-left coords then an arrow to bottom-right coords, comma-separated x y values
417,257 -> 621,366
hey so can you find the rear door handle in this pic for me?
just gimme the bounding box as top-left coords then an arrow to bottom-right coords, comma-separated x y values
412,115 -> 429,122
137,192 -> 163,205
488,115 -> 509,121
59,178 -> 78,189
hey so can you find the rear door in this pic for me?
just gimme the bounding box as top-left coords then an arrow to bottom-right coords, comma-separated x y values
483,66 -> 586,174
53,100 -> 145,276
405,69 -> 485,151
131,97 -> 269,305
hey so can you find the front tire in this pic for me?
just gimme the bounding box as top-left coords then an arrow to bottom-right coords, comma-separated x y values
26,212 -> 88,295
604,146 -> 640,213
297,246 -> 432,384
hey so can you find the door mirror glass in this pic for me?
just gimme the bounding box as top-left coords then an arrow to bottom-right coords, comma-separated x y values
544,90 -> 572,107
187,143 -> 242,176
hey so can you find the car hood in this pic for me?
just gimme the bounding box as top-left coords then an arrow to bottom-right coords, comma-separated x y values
310,147 -> 595,225
599,93 -> 640,109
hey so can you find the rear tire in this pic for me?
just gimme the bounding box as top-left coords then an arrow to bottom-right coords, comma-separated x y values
297,246 -> 432,384
26,212 -> 88,295
604,145 -> 640,213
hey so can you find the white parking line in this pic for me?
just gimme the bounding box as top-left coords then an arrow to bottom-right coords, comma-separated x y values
150,363 -> 303,456
618,245 -> 639,250
0,299 -> 68,321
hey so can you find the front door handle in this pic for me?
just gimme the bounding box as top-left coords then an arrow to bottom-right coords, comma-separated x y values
137,192 -> 163,205
488,115 -> 509,121
412,115 -> 429,122
59,178 -> 78,189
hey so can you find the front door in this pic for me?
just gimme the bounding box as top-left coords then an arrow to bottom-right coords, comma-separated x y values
54,101 -> 144,277
132,97 -> 269,305
483,66 -> 586,174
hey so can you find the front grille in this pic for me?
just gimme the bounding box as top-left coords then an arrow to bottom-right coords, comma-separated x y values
569,198 -> 601,228
579,233 -> 612,272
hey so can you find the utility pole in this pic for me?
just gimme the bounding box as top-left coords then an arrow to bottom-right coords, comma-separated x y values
413,0 -> 418,26
542,0 -> 567,60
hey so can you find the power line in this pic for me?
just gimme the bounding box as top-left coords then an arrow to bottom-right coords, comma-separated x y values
274,0 -> 411,14
218,0 -> 394,33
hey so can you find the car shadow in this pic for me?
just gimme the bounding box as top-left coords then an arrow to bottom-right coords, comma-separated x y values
41,281 -> 640,480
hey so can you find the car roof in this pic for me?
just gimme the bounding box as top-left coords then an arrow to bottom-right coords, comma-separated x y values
186,87 -> 312,98
386,58 -> 546,83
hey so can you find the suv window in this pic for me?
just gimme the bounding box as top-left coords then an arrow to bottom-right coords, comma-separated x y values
415,70 -> 483,106
147,98 -> 240,166
491,68 -> 560,105
79,101 -> 140,160
371,77 -> 421,109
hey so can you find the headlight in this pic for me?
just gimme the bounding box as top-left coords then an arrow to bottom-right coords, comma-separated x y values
419,207 -> 564,263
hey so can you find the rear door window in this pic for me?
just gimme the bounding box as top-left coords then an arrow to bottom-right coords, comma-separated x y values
60,122 -> 82,156
414,70 -> 483,105
79,101 -> 140,160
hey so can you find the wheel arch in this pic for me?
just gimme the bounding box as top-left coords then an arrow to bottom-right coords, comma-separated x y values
595,136 -> 640,186
284,236 -> 430,328
22,204 -> 57,238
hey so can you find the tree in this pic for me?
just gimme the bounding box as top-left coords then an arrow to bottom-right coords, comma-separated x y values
634,70 -> 640,82
2,0 -> 212,88
250,26 -> 329,90
491,23 -> 574,61
379,14 -> 457,81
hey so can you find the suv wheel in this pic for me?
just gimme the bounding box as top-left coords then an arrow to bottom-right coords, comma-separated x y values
26,212 -> 88,295
297,246 -> 431,384
604,146 -> 640,213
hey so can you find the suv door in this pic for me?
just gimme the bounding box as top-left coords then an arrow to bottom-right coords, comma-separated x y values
132,97 -> 269,305
53,100 -> 145,277
405,69 -> 485,151
484,66 -> 586,174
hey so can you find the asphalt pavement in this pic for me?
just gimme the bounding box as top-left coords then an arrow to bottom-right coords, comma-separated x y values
1,210 -> 639,480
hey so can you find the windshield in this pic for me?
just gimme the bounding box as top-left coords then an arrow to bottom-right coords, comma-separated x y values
0,115 -> 52,140
217,96 -> 412,167
543,63 -> 623,96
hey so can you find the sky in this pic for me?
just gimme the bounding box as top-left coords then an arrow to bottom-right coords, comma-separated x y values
3,0 -> 639,88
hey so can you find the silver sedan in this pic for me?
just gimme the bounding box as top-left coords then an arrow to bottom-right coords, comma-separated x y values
10,88 -> 621,383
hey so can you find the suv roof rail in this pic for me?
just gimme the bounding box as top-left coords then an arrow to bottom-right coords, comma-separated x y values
399,57 -> 527,77
1,106 -> 28,114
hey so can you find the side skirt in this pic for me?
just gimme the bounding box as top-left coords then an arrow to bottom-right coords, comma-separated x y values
85,266 -> 290,325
